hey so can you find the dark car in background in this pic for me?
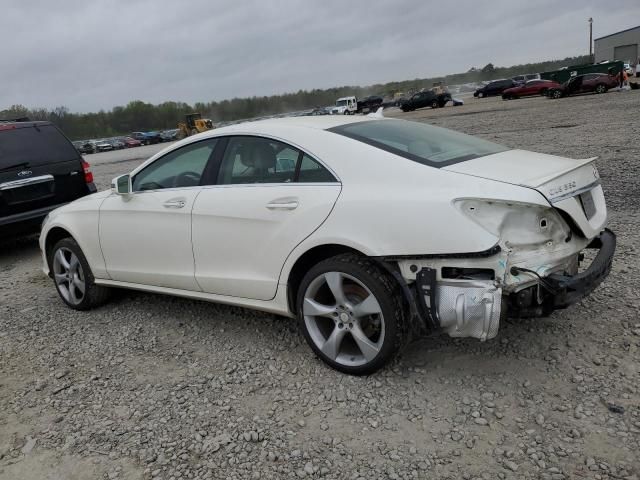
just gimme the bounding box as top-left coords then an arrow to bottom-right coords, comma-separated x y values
399,90 -> 452,111
0,120 -> 96,238
474,79 -> 517,98
76,141 -> 95,154
547,73 -> 620,99
130,131 -> 161,145
502,79 -> 561,99
357,95 -> 384,113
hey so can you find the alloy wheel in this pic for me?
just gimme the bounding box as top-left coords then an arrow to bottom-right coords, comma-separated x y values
53,247 -> 86,305
303,271 -> 385,367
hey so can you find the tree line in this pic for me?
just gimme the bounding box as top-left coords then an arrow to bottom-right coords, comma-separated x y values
1,55 -> 590,140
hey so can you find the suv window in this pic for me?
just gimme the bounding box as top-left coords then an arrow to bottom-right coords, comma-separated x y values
329,120 -> 508,167
132,139 -> 217,191
0,124 -> 79,167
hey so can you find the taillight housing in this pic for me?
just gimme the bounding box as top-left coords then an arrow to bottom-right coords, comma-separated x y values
81,159 -> 93,184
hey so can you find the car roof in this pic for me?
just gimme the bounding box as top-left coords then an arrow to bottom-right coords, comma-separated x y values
209,115 -> 374,136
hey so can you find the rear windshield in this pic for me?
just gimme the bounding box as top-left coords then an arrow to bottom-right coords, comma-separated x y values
0,124 -> 79,167
329,120 -> 508,167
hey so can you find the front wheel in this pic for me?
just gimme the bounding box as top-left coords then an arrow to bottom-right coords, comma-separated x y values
50,238 -> 110,310
595,84 -> 607,94
551,90 -> 562,99
297,254 -> 406,375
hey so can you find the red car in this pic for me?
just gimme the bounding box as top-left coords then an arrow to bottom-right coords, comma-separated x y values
547,73 -> 620,99
502,79 -> 560,99
122,136 -> 142,148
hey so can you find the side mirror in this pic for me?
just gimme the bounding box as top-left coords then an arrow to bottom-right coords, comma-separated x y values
111,174 -> 131,195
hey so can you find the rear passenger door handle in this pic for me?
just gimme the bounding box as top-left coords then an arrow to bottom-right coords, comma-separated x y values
266,201 -> 299,210
163,198 -> 186,209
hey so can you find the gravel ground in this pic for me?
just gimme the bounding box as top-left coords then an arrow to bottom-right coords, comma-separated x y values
1,91 -> 639,480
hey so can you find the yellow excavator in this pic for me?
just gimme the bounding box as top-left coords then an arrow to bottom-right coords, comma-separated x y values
177,113 -> 214,139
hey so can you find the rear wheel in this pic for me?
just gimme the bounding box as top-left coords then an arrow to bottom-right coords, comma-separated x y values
551,90 -> 562,99
50,238 -> 110,310
297,254 -> 406,375
595,84 -> 607,94
430,100 -> 438,109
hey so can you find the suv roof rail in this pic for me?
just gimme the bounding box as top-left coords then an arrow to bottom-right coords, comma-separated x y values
0,116 -> 31,123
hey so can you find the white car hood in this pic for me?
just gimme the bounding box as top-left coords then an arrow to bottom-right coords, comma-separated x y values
443,149 -> 600,203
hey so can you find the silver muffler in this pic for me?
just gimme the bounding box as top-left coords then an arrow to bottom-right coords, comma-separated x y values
436,281 -> 501,340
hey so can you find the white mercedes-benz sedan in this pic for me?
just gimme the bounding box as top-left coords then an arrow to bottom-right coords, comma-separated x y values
40,115 -> 615,374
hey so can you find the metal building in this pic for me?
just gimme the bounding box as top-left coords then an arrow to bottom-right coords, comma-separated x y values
594,25 -> 640,64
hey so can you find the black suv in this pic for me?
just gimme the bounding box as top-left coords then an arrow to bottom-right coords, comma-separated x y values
399,90 -> 452,112
474,79 -> 516,98
0,120 -> 96,237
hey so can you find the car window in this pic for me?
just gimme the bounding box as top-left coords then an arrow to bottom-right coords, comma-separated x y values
132,139 -> 217,191
297,154 -> 336,183
329,119 -> 508,167
217,136 -> 297,185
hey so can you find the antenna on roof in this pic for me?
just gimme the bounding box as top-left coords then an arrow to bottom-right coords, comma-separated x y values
367,107 -> 384,119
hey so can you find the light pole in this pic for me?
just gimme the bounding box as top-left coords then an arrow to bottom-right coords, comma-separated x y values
589,17 -> 593,63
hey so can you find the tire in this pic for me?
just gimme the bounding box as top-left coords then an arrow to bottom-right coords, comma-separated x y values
502,94 -> 510,100
431,100 -> 438,109
551,90 -> 562,99
296,253 -> 407,375
50,238 -> 110,311
478,92 -> 484,98
595,84 -> 607,94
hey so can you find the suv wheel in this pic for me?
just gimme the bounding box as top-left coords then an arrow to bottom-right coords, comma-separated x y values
297,254 -> 406,375
51,238 -> 110,310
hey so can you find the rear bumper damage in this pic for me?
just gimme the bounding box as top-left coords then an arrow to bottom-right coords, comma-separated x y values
546,228 -> 615,308
388,228 -> 615,341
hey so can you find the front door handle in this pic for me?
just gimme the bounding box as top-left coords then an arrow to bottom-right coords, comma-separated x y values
163,198 -> 186,209
266,199 -> 299,210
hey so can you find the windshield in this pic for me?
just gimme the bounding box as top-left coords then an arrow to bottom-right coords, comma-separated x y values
336,100 -> 348,106
328,119 -> 508,167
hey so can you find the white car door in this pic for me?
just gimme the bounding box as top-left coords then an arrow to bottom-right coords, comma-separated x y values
192,135 -> 341,300
99,138 -> 219,290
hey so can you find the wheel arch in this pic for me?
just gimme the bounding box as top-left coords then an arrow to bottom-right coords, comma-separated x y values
44,226 -> 76,272
285,243 -> 368,314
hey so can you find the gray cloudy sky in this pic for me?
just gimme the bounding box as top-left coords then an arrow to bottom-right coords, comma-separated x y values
2,0 -> 638,112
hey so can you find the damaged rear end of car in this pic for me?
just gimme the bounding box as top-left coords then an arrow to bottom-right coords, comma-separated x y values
328,119 -> 615,343
394,152 -> 614,341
